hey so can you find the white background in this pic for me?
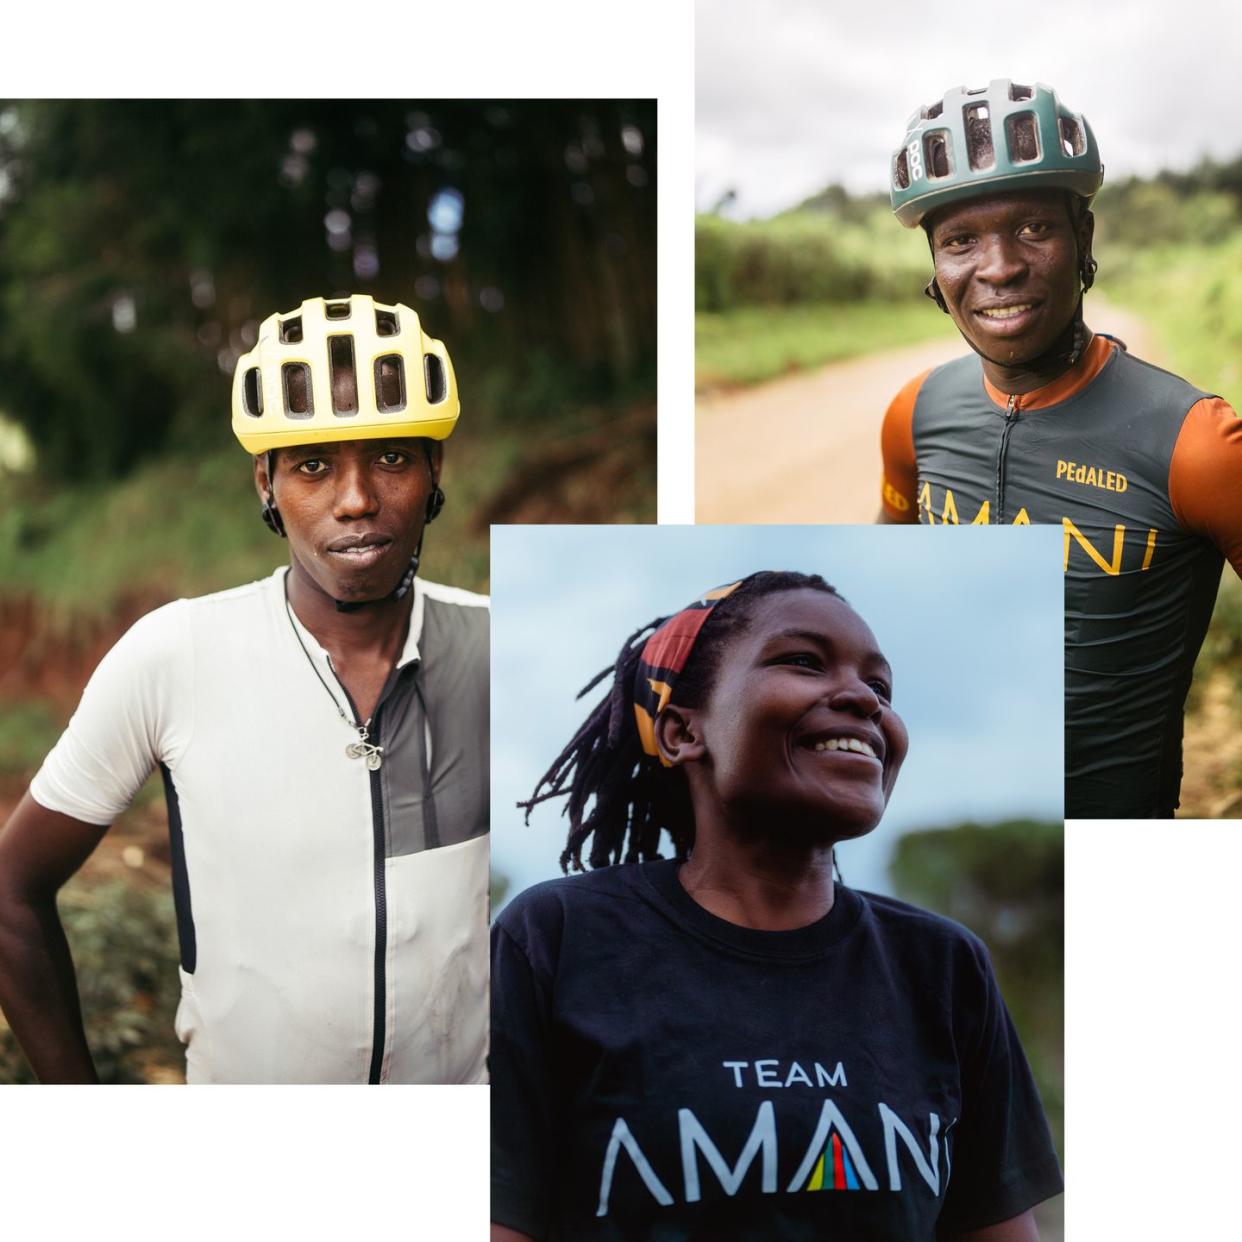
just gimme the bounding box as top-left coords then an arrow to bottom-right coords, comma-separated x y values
6,2 -> 1239,1240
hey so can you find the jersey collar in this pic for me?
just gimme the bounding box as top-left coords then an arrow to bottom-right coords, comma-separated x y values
276,567 -> 424,672
399,578 -> 425,669
982,333 -> 1117,411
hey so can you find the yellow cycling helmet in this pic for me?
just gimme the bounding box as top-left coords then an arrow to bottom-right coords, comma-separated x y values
231,294 -> 459,453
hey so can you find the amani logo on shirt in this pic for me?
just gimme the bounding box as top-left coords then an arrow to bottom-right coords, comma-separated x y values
917,483 -> 1159,576
595,1058 -> 954,1217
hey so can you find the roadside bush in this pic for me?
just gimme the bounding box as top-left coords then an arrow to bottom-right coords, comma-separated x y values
0,880 -> 183,1084
696,209 -> 931,311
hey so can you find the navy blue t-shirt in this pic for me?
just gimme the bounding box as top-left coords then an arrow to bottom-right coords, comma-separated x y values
491,860 -> 1062,1240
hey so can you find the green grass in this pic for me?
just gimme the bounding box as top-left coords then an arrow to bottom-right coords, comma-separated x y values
0,700 -> 65,777
696,300 -> 959,390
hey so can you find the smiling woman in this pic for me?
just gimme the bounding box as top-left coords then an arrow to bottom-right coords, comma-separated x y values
491,571 -> 1062,1241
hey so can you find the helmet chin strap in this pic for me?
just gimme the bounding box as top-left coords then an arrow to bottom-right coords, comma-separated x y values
332,552 -> 420,614
942,293 -> 1088,373
262,444 -> 445,613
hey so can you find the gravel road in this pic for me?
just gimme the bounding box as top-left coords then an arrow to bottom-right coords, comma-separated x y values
696,301 -> 1157,524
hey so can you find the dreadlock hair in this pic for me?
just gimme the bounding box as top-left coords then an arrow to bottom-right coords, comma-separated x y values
519,570 -> 843,874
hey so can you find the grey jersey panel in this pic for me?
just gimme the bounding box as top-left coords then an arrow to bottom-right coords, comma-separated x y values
912,346 -> 1222,817
381,595 -> 489,857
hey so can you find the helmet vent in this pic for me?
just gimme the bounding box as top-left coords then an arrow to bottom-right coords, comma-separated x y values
923,100 -> 944,120
375,355 -> 406,413
375,309 -> 399,337
923,131 -> 951,179
329,335 -> 358,416
325,300 -> 351,320
965,103 -> 995,170
424,354 -> 447,404
279,316 -> 303,344
282,363 -> 314,417
1005,112 -> 1041,164
1009,83 -> 1033,101
242,367 -> 264,418
893,149 -> 910,190
1059,115 -> 1085,157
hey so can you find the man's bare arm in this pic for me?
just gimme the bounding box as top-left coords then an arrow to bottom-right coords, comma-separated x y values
491,1227 -> 534,1241
0,791 -> 109,1082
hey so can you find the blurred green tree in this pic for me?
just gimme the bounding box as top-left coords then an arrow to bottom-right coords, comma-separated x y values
0,99 -> 656,480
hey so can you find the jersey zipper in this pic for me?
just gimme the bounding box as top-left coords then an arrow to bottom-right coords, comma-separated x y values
364,710 -> 387,1085
995,393 -> 1020,524
326,655 -> 389,1086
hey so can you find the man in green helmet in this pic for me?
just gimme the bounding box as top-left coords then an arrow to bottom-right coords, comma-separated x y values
879,80 -> 1242,819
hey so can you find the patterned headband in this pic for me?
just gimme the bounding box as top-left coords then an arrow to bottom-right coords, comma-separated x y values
633,581 -> 742,766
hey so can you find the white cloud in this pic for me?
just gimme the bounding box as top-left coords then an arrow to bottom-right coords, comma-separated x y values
696,0 -> 1242,217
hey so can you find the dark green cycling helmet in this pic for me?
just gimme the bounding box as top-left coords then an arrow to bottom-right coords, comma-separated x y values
890,79 -> 1103,228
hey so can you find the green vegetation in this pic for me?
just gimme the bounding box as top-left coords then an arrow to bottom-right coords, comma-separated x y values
696,204 -> 930,310
698,158 -> 1242,394
0,881 -> 183,1084
0,700 -> 64,777
697,301 -> 956,389
0,394 -> 655,628
695,199 -> 943,387
0,100 -> 655,483
1105,235 -> 1242,402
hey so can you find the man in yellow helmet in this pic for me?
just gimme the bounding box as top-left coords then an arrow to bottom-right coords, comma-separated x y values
0,295 -> 489,1084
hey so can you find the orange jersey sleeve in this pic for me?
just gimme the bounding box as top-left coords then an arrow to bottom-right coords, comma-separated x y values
879,370 -> 930,522
1169,396 -> 1242,577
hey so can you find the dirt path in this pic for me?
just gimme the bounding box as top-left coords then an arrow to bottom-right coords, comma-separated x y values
695,300 -> 1157,524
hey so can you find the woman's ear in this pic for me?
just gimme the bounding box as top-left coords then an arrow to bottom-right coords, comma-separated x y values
655,704 -> 707,767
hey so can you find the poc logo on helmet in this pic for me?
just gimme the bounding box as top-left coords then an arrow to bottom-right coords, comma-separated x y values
906,140 -> 924,182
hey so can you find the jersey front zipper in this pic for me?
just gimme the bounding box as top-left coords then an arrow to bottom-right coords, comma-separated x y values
326,654 -> 389,1086
364,709 -> 387,1085
995,393 -> 1020,524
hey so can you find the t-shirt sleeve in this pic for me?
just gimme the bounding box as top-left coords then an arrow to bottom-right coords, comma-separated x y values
1169,396 -> 1242,576
880,370 -> 929,522
936,940 -> 1063,1235
28,600 -> 193,826
491,913 -> 558,1239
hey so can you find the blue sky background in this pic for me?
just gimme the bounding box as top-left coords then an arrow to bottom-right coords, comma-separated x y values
492,524 -> 1064,911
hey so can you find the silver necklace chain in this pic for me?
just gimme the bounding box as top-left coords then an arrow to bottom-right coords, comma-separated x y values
283,586 -> 384,770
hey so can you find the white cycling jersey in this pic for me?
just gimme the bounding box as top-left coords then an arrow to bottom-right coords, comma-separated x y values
30,568 -> 489,1084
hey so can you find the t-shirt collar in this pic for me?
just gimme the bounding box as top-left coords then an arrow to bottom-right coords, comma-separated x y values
638,858 -> 864,962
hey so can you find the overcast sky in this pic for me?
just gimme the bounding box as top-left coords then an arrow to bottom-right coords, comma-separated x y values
697,0 -> 1242,218
493,524 -> 1064,912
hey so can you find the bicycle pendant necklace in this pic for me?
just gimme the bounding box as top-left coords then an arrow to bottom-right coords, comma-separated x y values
346,727 -> 384,770
285,588 -> 385,771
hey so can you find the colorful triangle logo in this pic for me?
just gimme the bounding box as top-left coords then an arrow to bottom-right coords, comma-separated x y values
803,1132 -> 861,1191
